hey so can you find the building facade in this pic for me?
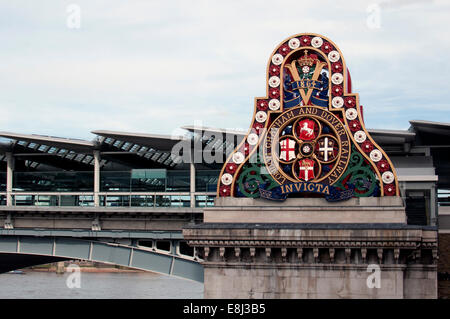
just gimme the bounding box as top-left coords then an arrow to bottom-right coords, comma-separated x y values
0,120 -> 449,297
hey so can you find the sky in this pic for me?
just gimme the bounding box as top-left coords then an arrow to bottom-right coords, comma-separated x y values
0,0 -> 449,140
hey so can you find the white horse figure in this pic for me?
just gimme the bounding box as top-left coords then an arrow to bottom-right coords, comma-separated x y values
300,122 -> 314,137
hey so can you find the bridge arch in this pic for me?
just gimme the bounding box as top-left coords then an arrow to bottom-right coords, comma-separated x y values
0,236 -> 203,282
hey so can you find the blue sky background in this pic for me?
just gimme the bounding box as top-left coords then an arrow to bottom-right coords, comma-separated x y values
1,0 -> 449,140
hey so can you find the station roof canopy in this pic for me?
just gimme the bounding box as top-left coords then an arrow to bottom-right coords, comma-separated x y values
367,128 -> 416,145
181,125 -> 247,137
409,120 -> 450,136
181,125 -> 417,146
91,130 -> 187,152
0,132 -> 98,169
1,120 -> 449,171
91,130 -> 188,168
0,132 -> 94,152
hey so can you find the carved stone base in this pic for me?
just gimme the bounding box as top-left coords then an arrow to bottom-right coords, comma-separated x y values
183,198 -> 438,299
207,197 -> 406,224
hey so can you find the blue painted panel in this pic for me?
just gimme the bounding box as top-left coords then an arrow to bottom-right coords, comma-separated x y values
131,249 -> 172,275
0,237 -> 18,252
172,258 -> 204,282
91,243 -> 131,266
20,237 -> 53,255
54,238 -> 90,259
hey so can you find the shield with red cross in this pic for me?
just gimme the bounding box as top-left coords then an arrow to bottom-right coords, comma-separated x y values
298,158 -> 315,181
297,119 -> 316,141
279,138 -> 296,161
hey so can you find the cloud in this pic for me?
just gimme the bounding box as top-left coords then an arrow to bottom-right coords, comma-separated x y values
0,0 -> 449,140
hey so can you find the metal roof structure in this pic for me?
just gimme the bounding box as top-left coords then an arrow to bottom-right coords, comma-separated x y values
0,121 -> 449,183
92,130 -> 186,151
409,120 -> 450,133
0,132 -> 94,150
0,130 -> 190,170
0,132 -> 97,170
91,130 -> 187,168
1,121 -> 449,227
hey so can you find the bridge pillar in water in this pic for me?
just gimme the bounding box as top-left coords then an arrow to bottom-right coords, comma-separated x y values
56,261 -> 65,274
183,197 -> 438,299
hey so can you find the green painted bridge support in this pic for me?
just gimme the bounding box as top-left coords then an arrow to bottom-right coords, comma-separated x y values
0,235 -> 203,282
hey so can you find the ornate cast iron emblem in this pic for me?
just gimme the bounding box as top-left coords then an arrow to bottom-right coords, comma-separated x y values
218,33 -> 399,201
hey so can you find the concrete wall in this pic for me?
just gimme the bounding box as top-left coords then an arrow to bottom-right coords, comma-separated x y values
184,198 -> 438,299
204,265 -> 406,299
404,265 -> 437,299
438,233 -> 450,298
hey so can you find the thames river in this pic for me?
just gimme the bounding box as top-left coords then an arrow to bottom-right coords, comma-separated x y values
0,271 -> 203,299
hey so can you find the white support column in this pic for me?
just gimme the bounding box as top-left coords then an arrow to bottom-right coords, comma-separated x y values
430,184 -> 437,226
6,152 -> 14,206
94,150 -> 100,207
190,151 -> 196,208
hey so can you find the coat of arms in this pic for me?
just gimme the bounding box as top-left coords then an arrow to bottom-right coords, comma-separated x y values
279,138 -> 296,161
217,33 -> 399,199
298,158 -> 315,181
297,119 -> 316,140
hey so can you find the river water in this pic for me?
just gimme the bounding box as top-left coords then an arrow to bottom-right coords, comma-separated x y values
0,271 -> 203,299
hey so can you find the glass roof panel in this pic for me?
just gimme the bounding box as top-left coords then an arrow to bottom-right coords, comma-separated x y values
65,152 -> 76,160
121,142 -> 132,150
74,154 -> 85,161
38,144 -> 50,152
113,140 -> 123,148
130,144 -> 140,152
82,155 -> 93,163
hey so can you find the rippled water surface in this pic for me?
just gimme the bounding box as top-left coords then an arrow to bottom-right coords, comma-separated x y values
0,271 -> 203,299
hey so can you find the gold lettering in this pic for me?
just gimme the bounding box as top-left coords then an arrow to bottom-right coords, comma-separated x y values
307,183 -> 315,192
268,166 -> 277,174
286,111 -> 294,119
323,186 -> 330,195
285,184 -> 293,193
273,120 -> 282,128
336,128 -> 345,136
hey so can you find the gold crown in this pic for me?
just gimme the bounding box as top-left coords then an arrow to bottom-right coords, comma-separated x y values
297,50 -> 317,67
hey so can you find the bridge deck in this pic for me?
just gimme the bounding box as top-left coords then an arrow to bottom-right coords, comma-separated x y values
0,206 -> 203,214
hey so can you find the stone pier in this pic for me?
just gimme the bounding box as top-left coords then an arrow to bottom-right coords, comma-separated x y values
183,197 -> 438,299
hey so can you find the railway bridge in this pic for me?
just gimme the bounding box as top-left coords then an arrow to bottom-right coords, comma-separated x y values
0,205 -> 204,281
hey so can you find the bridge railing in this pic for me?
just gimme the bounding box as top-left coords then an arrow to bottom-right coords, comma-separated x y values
136,239 -> 200,262
438,189 -> 450,206
0,192 -> 215,208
